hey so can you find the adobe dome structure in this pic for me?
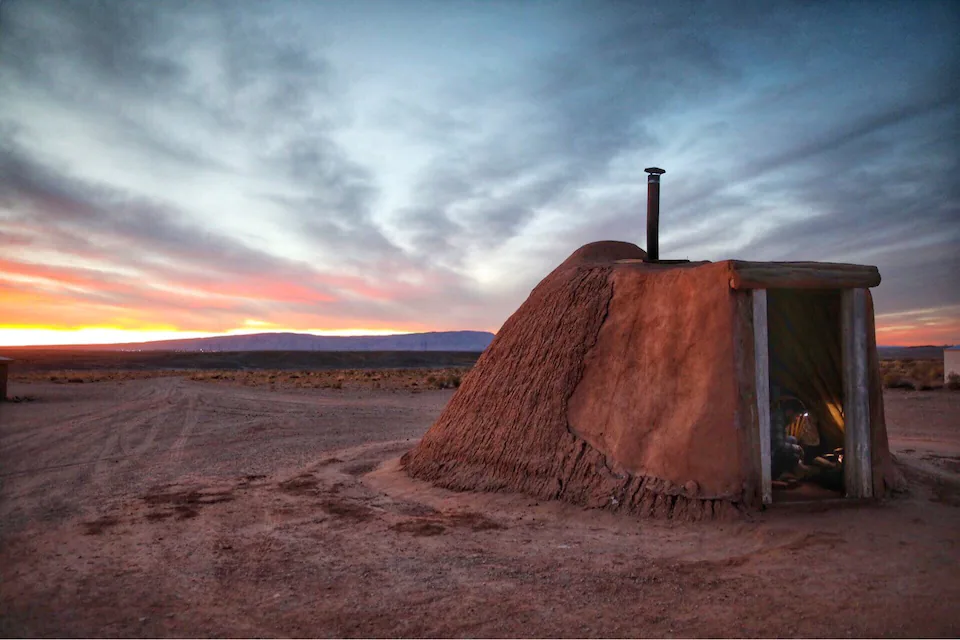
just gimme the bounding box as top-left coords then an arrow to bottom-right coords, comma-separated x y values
402,241 -> 898,520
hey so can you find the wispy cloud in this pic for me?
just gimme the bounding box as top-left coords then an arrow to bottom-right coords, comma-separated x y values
0,0 -> 957,345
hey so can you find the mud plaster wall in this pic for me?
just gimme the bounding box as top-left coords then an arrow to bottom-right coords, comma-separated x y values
403,242 -> 743,520
568,262 -> 747,500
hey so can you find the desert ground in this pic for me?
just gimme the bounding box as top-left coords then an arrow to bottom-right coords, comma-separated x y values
1,361 -> 958,637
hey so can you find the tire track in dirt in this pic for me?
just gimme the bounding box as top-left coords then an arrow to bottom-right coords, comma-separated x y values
4,380 -> 187,473
126,394 -> 173,457
61,379 -> 180,470
169,383 -> 201,464
85,380 -> 187,501
0,379 -> 163,455
122,377 -> 181,458
1,379 -> 190,532
86,385 -> 180,493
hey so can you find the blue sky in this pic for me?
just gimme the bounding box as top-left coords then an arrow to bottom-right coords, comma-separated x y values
0,0 -> 957,345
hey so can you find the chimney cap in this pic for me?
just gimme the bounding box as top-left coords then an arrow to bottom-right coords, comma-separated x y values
644,167 -> 665,175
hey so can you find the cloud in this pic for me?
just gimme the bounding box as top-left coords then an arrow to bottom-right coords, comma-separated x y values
0,125 -> 495,332
386,4 -> 742,267
0,0 -> 957,342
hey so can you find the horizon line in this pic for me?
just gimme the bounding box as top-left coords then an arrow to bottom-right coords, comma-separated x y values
0,330 -> 954,352
0,327 -> 497,349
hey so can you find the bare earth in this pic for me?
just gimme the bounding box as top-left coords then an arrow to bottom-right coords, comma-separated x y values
1,378 -> 958,638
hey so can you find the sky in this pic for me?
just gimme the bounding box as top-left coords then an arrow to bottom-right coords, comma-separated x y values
0,0 -> 958,347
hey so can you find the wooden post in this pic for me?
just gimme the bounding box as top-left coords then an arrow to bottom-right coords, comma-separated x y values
0,358 -> 9,402
842,289 -> 873,498
752,290 -> 772,504
734,290 -> 762,509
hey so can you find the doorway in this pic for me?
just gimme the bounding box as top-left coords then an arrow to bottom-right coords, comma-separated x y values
768,289 -> 844,501
752,287 -> 873,504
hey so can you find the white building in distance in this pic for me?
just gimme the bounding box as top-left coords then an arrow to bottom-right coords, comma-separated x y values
945,347 -> 960,384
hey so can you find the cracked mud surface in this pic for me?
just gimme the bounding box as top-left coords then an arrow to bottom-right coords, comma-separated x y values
1,378 -> 958,637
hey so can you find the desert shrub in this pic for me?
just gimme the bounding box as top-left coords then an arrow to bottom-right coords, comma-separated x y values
947,373 -> 960,391
913,361 -> 942,389
880,358 -> 946,390
423,372 -> 462,389
882,372 -> 914,390
916,360 -> 937,378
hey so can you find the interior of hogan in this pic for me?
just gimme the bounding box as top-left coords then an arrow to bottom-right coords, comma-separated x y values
766,289 -> 847,502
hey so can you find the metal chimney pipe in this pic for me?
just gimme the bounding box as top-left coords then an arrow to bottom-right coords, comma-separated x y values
644,167 -> 665,262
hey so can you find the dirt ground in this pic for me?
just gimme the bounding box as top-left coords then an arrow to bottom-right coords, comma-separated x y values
1,377 -> 958,638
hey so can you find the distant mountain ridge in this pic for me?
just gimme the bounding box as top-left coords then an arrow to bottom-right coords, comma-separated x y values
877,345 -> 954,360
98,331 -> 495,352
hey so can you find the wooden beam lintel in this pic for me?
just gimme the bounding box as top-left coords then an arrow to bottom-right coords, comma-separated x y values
729,262 -> 881,290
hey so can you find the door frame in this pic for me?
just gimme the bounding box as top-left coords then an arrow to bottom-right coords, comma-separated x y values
751,288 -> 873,503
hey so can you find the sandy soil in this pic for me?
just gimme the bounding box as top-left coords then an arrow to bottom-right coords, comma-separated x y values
1,378 -> 958,638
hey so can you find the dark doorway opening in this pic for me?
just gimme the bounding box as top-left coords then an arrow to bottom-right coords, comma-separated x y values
766,289 -> 845,502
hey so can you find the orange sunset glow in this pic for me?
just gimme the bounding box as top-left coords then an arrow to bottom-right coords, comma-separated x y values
3,305 -> 956,348
873,307 -> 960,348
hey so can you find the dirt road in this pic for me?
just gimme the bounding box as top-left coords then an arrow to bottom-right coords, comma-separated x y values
1,378 -> 958,637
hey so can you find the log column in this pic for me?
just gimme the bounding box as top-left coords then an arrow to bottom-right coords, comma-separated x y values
842,288 -> 873,498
